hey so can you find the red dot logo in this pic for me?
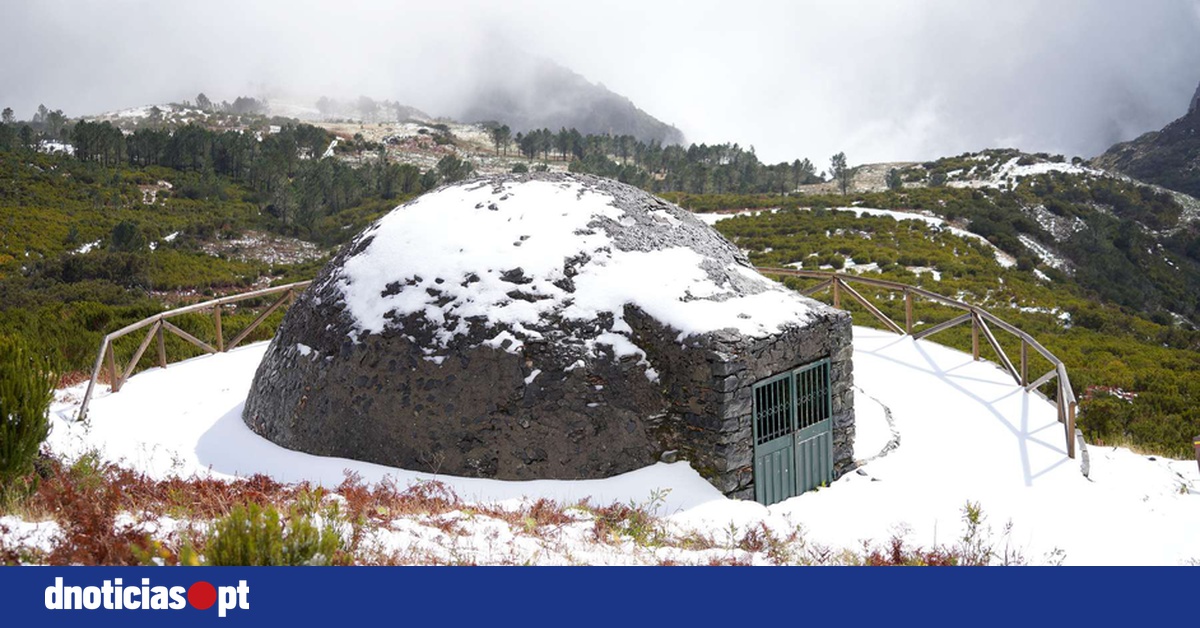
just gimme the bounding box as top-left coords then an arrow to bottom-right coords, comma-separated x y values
188,581 -> 217,610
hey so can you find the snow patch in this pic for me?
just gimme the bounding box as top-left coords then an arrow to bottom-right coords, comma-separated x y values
0,516 -> 61,554
908,266 -> 942,281
1019,234 -> 1071,273
38,140 -> 74,156
322,138 -> 338,159
482,330 -> 524,354
337,180 -> 815,354
947,156 -> 1107,191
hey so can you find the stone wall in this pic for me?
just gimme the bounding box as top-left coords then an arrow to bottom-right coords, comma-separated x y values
627,305 -> 854,499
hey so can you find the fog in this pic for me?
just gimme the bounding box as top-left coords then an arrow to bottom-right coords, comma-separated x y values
3,0 -> 1199,164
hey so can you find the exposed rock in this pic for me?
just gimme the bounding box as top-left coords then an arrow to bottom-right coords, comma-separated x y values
243,173 -> 852,497
1093,82 -> 1200,199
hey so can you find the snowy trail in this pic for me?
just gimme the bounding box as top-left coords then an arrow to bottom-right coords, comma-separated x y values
48,327 -> 1200,564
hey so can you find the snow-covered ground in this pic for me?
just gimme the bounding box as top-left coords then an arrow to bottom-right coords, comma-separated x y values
43,327 -> 1200,565
946,156 -> 1107,190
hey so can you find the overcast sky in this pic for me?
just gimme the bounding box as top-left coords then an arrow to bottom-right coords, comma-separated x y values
3,0 -> 1199,165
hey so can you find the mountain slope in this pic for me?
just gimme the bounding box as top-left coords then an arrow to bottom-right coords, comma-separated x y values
459,56 -> 685,146
900,152 -> 1200,326
1092,82 -> 1200,198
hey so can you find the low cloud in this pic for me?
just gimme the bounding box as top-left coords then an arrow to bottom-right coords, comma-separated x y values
2,0 -> 1197,165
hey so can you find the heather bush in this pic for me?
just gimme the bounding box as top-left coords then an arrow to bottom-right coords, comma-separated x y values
204,502 -> 343,566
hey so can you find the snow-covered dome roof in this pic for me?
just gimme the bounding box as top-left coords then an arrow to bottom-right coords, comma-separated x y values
329,172 -> 816,358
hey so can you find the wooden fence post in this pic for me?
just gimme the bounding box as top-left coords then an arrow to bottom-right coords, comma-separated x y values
1066,401 -> 1077,459
971,313 -> 980,360
106,340 -> 120,392
832,277 -> 841,308
156,322 -> 167,368
1056,379 -> 1065,424
904,288 -> 913,335
1020,340 -> 1028,387
214,304 -> 224,352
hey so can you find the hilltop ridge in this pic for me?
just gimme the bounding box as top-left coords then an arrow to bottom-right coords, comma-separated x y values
1093,80 -> 1200,199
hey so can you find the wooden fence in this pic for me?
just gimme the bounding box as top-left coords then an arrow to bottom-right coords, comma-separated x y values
757,268 -> 1078,459
76,281 -> 311,421
75,269 -> 1078,459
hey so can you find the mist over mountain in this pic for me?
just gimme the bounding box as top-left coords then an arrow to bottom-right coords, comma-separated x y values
2,1 -> 1200,164
1093,79 -> 1200,198
457,52 -> 684,146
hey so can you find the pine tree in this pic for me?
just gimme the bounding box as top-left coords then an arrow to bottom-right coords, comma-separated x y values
0,336 -> 55,501
830,152 -> 850,195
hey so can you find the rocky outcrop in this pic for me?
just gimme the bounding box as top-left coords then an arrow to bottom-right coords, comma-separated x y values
242,173 -> 852,496
1092,84 -> 1200,199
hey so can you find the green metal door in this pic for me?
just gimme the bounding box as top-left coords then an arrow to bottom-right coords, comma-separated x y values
752,358 -> 833,505
753,371 -> 796,505
793,359 -> 833,495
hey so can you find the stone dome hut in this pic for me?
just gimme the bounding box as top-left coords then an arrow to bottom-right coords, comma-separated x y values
243,173 -> 853,503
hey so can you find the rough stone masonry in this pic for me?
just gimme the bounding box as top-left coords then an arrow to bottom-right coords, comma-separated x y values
242,173 -> 853,499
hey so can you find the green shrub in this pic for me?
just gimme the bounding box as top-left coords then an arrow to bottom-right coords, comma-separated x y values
204,502 -> 343,566
0,336 -> 56,501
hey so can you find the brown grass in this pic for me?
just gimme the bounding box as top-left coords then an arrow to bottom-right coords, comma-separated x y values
0,452 -> 1027,566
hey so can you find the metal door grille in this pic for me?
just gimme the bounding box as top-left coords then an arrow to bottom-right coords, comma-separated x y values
752,358 -> 833,505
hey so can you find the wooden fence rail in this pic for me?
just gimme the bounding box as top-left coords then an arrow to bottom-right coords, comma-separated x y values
757,268 -> 1078,459
77,281 -> 311,421
75,269 -> 1079,460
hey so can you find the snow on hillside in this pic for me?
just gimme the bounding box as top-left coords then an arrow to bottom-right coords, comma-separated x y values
92,103 -> 210,124
37,140 -> 74,156
39,327 -> 1200,565
267,101 -> 321,120
1018,234 -> 1071,273
946,156 -> 1107,190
